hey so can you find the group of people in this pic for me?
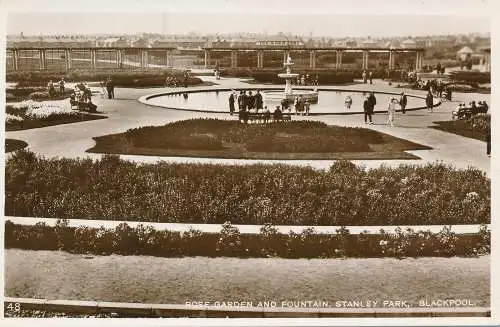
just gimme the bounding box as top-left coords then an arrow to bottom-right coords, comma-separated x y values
453,101 -> 489,119
361,91 -> 412,126
362,71 -> 373,84
47,78 -> 66,98
229,90 -> 264,115
69,82 -> 97,112
293,74 -> 319,86
292,95 -> 311,116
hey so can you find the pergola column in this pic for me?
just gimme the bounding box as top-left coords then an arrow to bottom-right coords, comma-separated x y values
363,50 -> 369,70
39,49 -> 46,70
415,50 -> 421,71
484,51 -> 491,72
65,49 -> 71,70
141,50 -> 149,70
12,49 -> 19,70
388,50 -> 393,70
257,50 -> 264,69
90,49 -> 97,69
336,50 -> 343,69
231,50 -> 238,68
166,50 -> 173,68
309,50 -> 316,69
204,49 -> 211,68
116,49 -> 121,69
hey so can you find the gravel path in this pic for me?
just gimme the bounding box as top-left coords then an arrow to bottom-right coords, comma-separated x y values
5,249 -> 490,308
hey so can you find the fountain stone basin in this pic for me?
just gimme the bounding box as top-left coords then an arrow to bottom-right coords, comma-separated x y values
263,89 -> 319,104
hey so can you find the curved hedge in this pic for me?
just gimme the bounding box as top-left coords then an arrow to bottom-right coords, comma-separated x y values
4,220 -> 490,258
5,151 -> 490,226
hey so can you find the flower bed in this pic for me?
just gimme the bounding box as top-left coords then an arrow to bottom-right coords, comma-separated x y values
5,151 -> 490,226
5,139 -> 28,153
89,119 -> 430,159
6,87 -> 74,102
5,101 -> 106,131
431,115 -> 490,141
4,220 -> 490,258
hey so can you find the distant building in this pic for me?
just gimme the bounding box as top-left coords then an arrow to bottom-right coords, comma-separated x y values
457,46 -> 474,61
359,38 -> 380,48
255,35 -> 304,47
401,38 -> 417,49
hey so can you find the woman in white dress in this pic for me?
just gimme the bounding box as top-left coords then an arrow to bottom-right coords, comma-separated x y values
387,97 -> 397,126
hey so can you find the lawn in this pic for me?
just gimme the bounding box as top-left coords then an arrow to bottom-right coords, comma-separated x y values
88,119 -> 431,160
5,139 -> 28,153
4,249 -> 490,308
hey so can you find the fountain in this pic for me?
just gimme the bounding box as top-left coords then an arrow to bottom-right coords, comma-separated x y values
263,54 -> 319,106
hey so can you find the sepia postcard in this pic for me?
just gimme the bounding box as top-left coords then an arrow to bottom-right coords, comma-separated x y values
0,0 -> 498,326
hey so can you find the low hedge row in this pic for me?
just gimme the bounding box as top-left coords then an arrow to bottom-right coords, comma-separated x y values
5,151 -> 490,226
448,71 -> 491,84
6,71 -> 203,88
4,220 -> 490,258
220,69 -> 354,84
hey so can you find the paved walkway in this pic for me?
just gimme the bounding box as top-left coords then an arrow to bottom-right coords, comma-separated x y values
6,216 -> 487,235
5,76 -> 490,176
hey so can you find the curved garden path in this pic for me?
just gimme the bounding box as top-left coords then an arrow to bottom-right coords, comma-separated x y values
5,76 -> 491,176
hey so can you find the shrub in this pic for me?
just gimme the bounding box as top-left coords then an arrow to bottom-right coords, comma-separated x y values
448,71 -> 491,84
4,220 -> 490,258
216,222 -> 243,256
5,151 -> 490,226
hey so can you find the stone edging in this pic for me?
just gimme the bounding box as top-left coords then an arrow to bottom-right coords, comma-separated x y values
4,297 -> 490,318
137,86 -> 441,116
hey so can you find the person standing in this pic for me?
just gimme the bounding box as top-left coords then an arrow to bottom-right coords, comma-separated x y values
387,98 -> 397,126
486,127 -> 491,157
229,92 -> 235,115
363,96 -> 373,124
369,92 -> 377,112
426,90 -> 434,112
369,71 -> 373,84
247,91 -> 255,110
255,90 -> 263,109
237,91 -> 244,110
59,78 -> 65,93
344,95 -> 352,110
304,99 -> 310,116
362,70 -> 367,84
399,92 -> 407,114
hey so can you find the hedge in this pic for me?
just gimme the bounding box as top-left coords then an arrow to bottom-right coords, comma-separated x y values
6,71 -> 204,88
5,151 -> 490,226
448,71 -> 491,84
4,220 -> 490,258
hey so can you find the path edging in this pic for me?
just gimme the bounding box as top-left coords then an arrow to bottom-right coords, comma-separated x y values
4,297 -> 491,318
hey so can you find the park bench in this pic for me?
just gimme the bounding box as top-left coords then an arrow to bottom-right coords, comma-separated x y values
70,98 -> 97,113
243,112 -> 292,123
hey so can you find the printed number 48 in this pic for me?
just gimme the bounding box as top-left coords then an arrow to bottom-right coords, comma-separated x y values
7,303 -> 21,312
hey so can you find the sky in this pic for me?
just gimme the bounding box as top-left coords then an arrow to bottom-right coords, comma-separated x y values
3,0 -> 492,37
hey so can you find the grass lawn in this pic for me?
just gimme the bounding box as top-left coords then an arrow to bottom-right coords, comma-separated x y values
5,249 -> 490,307
6,114 -> 107,131
88,119 -> 431,160
5,139 -> 28,152
430,120 -> 486,141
